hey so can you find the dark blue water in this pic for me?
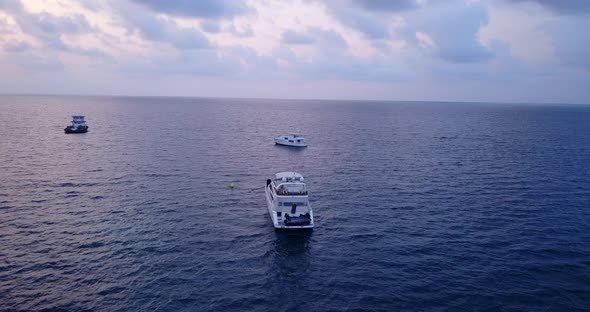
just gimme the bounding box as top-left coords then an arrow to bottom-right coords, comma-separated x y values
1,96 -> 589,311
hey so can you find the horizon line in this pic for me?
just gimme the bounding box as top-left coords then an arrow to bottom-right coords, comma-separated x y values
0,92 -> 587,106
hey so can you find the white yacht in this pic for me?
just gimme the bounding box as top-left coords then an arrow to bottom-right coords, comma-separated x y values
265,172 -> 314,229
274,134 -> 307,147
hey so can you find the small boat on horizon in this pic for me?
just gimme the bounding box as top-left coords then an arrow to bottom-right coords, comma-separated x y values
265,172 -> 314,230
64,115 -> 89,134
274,134 -> 307,147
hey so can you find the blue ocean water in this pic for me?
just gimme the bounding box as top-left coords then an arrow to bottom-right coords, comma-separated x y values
0,95 -> 589,311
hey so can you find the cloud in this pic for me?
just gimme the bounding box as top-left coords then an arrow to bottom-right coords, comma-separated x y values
119,44 -> 283,80
281,30 -> 315,45
324,0 -> 494,64
0,0 -> 588,103
0,1 -> 92,37
0,1 -> 94,51
27,12 -> 91,35
129,0 -> 252,18
309,27 -> 347,48
125,12 -> 210,49
480,3 -> 556,65
5,41 -> 31,52
226,23 -> 254,37
18,13 -> 93,51
409,2 -> 494,63
3,50 -> 64,72
546,17 -> 590,68
0,0 -> 20,11
280,27 -> 346,48
353,0 -> 417,12
506,0 -> 590,15
327,7 -> 390,39
201,20 -> 221,33
125,49 -> 238,76
415,31 -> 435,49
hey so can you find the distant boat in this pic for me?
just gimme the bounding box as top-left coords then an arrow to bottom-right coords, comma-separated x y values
274,134 -> 307,147
265,172 -> 314,229
64,115 -> 89,134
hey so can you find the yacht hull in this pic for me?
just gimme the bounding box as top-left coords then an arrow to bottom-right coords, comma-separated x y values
64,126 -> 89,134
274,139 -> 307,147
265,184 -> 313,230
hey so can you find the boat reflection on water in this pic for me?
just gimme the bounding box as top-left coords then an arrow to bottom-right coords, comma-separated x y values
270,230 -> 313,278
274,230 -> 313,254
262,230 -> 315,310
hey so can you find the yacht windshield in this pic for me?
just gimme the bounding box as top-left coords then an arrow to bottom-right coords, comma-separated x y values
276,183 -> 306,195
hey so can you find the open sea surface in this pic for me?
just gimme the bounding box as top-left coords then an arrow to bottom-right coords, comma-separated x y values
1,95 -> 589,311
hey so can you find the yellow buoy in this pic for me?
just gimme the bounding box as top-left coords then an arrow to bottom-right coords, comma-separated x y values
230,183 -> 235,189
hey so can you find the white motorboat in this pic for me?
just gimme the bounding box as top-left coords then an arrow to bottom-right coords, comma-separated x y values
265,172 -> 314,229
274,134 -> 307,147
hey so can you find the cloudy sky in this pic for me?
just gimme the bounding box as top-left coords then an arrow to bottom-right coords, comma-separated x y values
0,0 -> 588,103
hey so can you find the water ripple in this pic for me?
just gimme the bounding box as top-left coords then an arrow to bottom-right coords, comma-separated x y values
1,97 -> 589,311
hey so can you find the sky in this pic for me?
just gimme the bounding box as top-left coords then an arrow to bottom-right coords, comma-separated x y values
0,0 -> 589,104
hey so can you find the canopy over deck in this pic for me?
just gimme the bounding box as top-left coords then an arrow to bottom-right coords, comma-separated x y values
275,172 -> 304,181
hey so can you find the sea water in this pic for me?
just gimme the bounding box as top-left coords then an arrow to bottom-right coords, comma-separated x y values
1,96 -> 589,311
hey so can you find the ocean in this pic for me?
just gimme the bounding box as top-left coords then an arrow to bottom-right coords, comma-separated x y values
1,95 -> 589,311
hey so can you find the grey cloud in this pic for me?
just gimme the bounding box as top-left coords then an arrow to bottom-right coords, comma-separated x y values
29,12 -> 91,35
335,8 -> 389,39
304,58 -> 410,81
409,2 -> 494,63
0,0 -> 112,72
353,0 -> 417,12
0,1 -> 94,53
282,47 -> 411,82
122,48 -> 245,78
227,24 -> 254,37
76,0 -> 106,11
127,13 -> 210,49
547,18 -> 590,68
321,0 -> 419,40
0,0 -> 20,11
130,0 -> 252,18
3,50 -> 64,72
5,42 -> 31,52
21,57 -> 64,71
506,0 -> 590,14
309,28 -> 347,48
0,15 -> 14,34
0,0 -> 92,36
438,48 -> 493,64
201,20 -> 221,33
282,30 -> 315,45
227,46 -> 284,78
273,45 -> 298,64
429,39 -> 560,84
